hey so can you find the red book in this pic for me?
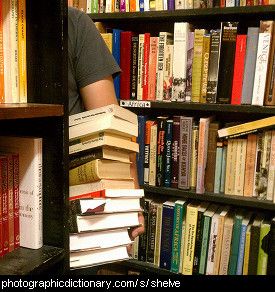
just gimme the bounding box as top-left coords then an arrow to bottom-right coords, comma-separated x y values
13,153 -> 19,249
246,0 -> 253,5
148,37 -> 158,100
231,35 -> 247,105
120,31 -> 134,99
142,33 -> 150,100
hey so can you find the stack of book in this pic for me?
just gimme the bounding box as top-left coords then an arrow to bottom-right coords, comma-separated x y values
68,104 -> 144,269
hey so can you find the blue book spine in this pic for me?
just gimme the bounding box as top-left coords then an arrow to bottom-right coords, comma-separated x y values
139,0 -> 145,11
160,202 -> 175,270
113,29 -> 122,99
236,224 -> 248,275
136,116 -> 148,186
164,120 -> 173,188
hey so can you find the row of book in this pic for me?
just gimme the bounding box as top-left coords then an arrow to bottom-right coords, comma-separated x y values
0,135 -> 43,259
68,104 -> 144,268
69,0 -> 275,14
131,196 -> 275,275
99,20 -> 275,106
135,114 -> 275,202
0,0 -> 27,104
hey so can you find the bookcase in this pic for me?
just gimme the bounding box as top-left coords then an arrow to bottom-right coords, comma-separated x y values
0,1 -> 69,275
88,5 -> 275,275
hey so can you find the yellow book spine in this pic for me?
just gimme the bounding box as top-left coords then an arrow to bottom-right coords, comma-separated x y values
18,0 -> 27,103
69,160 -> 99,186
200,34 -> 210,103
242,228 -> 251,275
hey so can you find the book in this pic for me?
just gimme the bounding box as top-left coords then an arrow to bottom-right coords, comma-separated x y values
241,27 -> 260,105
213,138 -> 224,193
70,245 -> 130,268
69,104 -> 138,127
69,159 -> 132,187
0,136 -> 43,250
191,29 -> 207,103
170,116 -> 180,188
220,139 -> 228,193
231,35 -> 247,105
0,0 -> 4,103
120,31 -> 135,99
70,228 -> 132,252
130,35 -> 139,99
206,29 -> 221,103
190,121 -> 199,189
267,216 -> 275,275
164,119 -> 173,188
252,132 -> 264,197
186,31 -> 195,102
142,33 -> 150,100
155,32 -> 173,101
242,223 -> 252,275
112,29 -> 122,99
69,146 -> 131,169
148,37 -> 158,100
252,20 -> 273,106
69,132 -> 139,155
216,22 -> 238,104
171,22 -> 192,102
148,122 -> 158,186
70,196 -> 142,214
267,130 -> 275,201
69,179 -> 135,199
200,33 -> 211,103
69,211 -> 140,233
178,116 -> 193,190
137,34 -> 144,100
69,115 -> 138,141
218,116 -> 275,138
144,120 -> 156,184
154,199 -> 164,266
196,115 -> 216,194
17,0 -> 27,102
163,44 -> 173,101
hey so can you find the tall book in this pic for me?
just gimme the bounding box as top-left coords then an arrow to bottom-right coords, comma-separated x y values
171,22 -> 193,102
178,116 -> 193,190
252,20 -> 274,106
155,32 -> 173,101
130,35 -> 139,99
142,33 -> 150,100
137,34 -> 144,100
164,119 -> 173,188
148,123 -> 158,186
213,138 -> 224,193
190,121 -> 199,189
196,115 -> 216,194
241,27 -> 260,105
18,0 -> 27,102
144,120 -> 156,184
231,35 -> 247,105
120,31 -> 135,99
163,44 -> 174,101
216,22 -> 238,104
186,31 -> 195,102
148,37 -> 158,100
0,136 -> 43,249
191,29 -> 207,103
206,29 -> 221,103
113,29 -> 122,99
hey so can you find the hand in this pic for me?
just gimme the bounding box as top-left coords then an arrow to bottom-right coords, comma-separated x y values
127,211 -> 145,254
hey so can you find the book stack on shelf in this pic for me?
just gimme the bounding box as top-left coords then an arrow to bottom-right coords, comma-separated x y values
133,195 -> 275,275
95,19 -> 275,107
69,0 -> 275,13
68,104 -> 144,269
0,0 -> 27,104
0,135 -> 43,258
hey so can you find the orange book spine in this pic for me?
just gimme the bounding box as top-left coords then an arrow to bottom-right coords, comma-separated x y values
0,0 -> 4,103
129,0 -> 136,11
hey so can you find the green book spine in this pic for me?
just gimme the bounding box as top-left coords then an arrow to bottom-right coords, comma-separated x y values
257,221 -> 271,275
199,216 -> 211,274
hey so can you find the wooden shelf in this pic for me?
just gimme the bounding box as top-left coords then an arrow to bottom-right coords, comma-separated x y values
142,185 -> 275,211
0,103 -> 64,120
0,246 -> 65,275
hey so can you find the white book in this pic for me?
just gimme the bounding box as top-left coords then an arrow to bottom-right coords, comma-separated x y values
144,0 -> 150,10
69,115 -> 138,141
0,136 -> 43,249
226,0 -> 234,6
172,22 -> 192,102
86,0 -> 91,12
175,0 -> 184,9
234,139 -> 247,196
267,130 -> 275,201
155,32 -> 173,101
251,32 -> 272,106
69,104 -> 137,127
163,45 -> 174,101
137,34 -> 145,100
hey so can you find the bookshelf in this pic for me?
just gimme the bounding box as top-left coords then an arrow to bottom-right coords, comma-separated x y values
88,5 -> 275,275
0,0 -> 69,275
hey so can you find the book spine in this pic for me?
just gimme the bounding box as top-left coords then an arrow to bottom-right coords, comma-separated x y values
234,138 -> 247,196
147,37 -> 158,100
138,199 -> 150,261
144,120 -> 155,184
146,201 -> 158,263
220,139 -> 228,193
219,221 -> 233,275
257,222 -> 270,275
156,117 -> 167,187
200,33 -> 211,103
206,30 -> 221,103
142,33 -> 150,100
178,116 -> 193,189
248,221 -> 262,274
253,132 -> 264,197
137,34 -> 144,100
6,154 -> 14,252
130,35 -> 139,99
163,45 -> 174,101
148,123 -> 158,186
164,120 -> 173,188
171,116 -> 180,188
236,224 -> 248,275
213,139 -> 223,193
198,216 -> 211,274
191,29 -> 205,103
267,130 -> 275,201
69,160 -> 100,185
186,31 -> 195,102
242,226 -> 251,275
0,0 -> 4,103
113,29 -> 121,99
216,22 -> 238,104
154,203 -> 163,266
231,35 -> 247,105
136,115 -> 147,186
1,156 -> 8,255
190,122 -> 199,189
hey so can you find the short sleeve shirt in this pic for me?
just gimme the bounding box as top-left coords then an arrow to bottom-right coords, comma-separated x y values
68,7 -> 121,115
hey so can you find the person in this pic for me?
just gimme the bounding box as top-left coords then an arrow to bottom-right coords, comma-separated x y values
68,6 -> 145,255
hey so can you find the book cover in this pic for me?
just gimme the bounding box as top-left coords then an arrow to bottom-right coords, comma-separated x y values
191,29 -> 206,103
206,29 -> 221,103
163,44 -> 174,101
120,31 -> 135,99
171,22 -> 193,102
137,34 -> 144,100
148,37 -> 158,100
178,116 -> 193,190
241,27 -> 260,105
252,20 -> 273,106
130,35 -> 139,99
0,136 -> 43,250
216,22 -> 238,104
164,119 -> 173,188
142,33 -> 150,100
231,35 -> 247,105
